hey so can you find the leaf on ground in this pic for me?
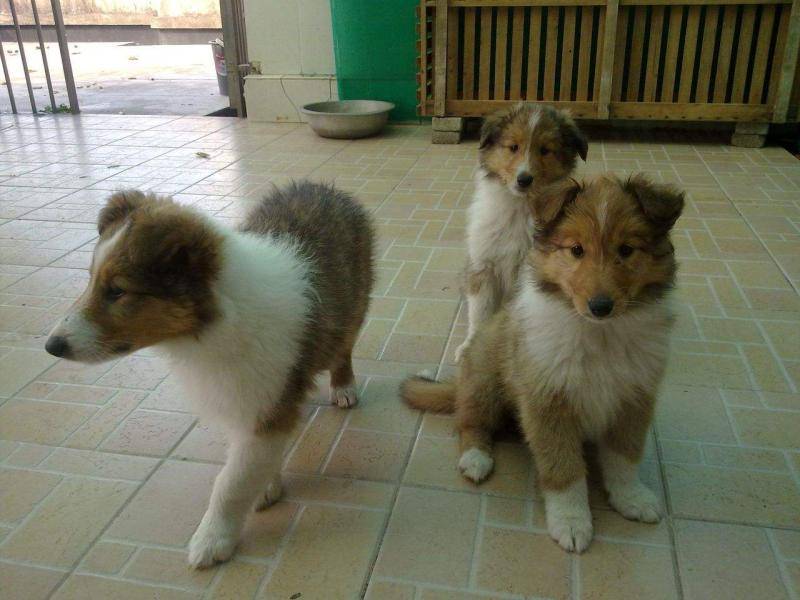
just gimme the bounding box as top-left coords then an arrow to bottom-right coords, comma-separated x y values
195,152 -> 211,159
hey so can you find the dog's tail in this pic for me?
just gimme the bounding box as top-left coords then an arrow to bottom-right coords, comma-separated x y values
400,374 -> 456,414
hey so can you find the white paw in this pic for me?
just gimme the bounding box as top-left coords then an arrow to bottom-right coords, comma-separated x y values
255,476 -> 283,512
187,517 -> 239,569
608,482 -> 662,523
454,339 -> 471,363
330,384 -> 358,409
547,511 -> 594,553
458,447 -> 494,483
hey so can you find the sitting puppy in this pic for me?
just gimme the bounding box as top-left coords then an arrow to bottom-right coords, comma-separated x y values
45,182 -> 374,568
456,103 -> 588,361
403,174 -> 683,553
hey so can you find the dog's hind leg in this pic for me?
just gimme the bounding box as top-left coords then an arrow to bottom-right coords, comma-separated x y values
188,429 -> 289,569
329,342 -> 358,409
456,371 -> 505,484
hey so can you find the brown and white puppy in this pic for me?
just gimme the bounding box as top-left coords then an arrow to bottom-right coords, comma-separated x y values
45,182 -> 374,568
403,174 -> 683,553
456,103 -> 588,360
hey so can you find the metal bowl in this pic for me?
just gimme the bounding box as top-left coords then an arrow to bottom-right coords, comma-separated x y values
301,100 -> 395,139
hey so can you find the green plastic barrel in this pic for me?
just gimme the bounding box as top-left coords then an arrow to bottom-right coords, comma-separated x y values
329,0 -> 419,121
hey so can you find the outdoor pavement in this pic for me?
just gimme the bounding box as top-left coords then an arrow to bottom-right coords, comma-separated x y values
0,114 -> 798,599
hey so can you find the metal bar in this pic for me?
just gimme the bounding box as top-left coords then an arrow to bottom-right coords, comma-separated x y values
0,37 -> 17,113
31,0 -> 57,110
50,0 -> 79,113
8,0 -> 37,112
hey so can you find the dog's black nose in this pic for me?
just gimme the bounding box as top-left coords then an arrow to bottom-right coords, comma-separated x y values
516,172 -> 534,188
588,296 -> 614,318
45,335 -> 69,358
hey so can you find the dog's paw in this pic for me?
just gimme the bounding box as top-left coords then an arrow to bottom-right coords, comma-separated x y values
458,447 -> 494,483
255,476 -> 283,512
608,482 -> 662,523
547,512 -> 594,553
330,384 -> 358,409
188,518 -> 238,569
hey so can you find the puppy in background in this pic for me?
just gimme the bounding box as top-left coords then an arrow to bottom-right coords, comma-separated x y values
456,103 -> 588,360
45,182 -> 374,568
404,175 -> 683,553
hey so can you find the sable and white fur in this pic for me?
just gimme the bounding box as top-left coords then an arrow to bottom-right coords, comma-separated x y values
45,182 -> 374,568
403,175 -> 684,553
456,104 -> 588,361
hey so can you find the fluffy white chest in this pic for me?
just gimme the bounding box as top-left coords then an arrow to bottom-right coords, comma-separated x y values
467,173 -> 533,294
160,231 -> 311,432
513,286 -> 672,437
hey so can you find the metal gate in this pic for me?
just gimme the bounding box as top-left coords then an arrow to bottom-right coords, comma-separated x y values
1,0 -> 79,114
219,0 -> 249,117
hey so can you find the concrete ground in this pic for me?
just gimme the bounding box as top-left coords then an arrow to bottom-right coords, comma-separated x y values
1,42 -> 228,116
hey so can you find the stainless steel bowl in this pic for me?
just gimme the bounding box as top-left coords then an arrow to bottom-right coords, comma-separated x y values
301,100 -> 395,139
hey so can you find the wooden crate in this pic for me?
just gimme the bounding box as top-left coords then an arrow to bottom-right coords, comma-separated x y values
417,0 -> 800,123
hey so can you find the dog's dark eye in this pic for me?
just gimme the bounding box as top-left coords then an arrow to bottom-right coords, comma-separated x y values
570,245 -> 584,258
540,147 -> 551,156
106,285 -> 125,301
619,244 -> 634,258
509,144 -> 519,153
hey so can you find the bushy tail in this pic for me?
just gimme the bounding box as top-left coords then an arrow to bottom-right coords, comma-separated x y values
400,375 -> 456,414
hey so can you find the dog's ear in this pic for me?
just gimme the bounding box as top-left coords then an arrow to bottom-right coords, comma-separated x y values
624,174 -> 685,234
98,190 -> 151,235
479,111 -> 506,149
559,117 -> 588,162
531,178 -> 581,228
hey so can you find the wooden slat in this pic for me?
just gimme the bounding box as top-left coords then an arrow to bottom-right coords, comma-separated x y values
434,0 -> 448,115
494,7 -> 509,99
621,0 -> 789,4
527,7 -> 543,99
560,7 -> 577,100
447,8 -> 459,102
714,6 -> 736,102
661,6 -> 683,102
594,6 -> 606,99
509,7 -> 525,99
612,6 -> 629,101
427,0 -> 791,6
644,6 -> 665,101
695,5 -> 719,103
732,5 -> 757,103
576,7 -> 594,100
597,0 -> 620,117
447,98 -> 599,116
678,6 -> 701,102
768,4 -> 790,103
610,101 -> 773,119
479,7 -> 492,99
749,5 -> 776,103
462,8 -> 476,100
626,6 -> 646,101
544,7 -> 560,99
773,0 -> 800,120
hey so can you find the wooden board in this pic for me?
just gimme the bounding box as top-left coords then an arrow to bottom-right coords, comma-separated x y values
597,0 -> 619,116
509,7 -> 525,99
527,7 -> 543,100
463,8 -> 476,100
576,6 -> 594,100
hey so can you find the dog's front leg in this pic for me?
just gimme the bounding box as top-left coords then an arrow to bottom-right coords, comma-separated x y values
455,267 -> 499,362
188,430 -> 288,569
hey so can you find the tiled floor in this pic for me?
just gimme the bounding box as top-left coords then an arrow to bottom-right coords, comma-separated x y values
0,114 -> 798,600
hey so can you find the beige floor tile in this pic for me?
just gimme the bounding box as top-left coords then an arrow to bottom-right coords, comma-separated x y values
674,520 -> 789,600
485,496 -> 529,527
5,443 -> 53,467
701,444 -> 788,471
285,406 -> 347,474
96,355 -> 170,390
592,508 -> 671,545
171,422 -> 228,463
41,447 -> 159,480
0,477 -> 136,568
64,390 -> 145,450
730,407 -> 800,449
107,460 -> 219,546
100,409 -> 195,456
580,541 -> 678,600
476,526 -> 570,599
124,547 -> 215,589
773,529 -> 800,560
261,505 -> 384,599
374,487 -> 480,587
365,580 -> 416,600
381,332 -> 449,364
0,467 -> 61,523
396,299 -> 458,336
0,399 -> 96,444
237,500 -> 299,559
207,559 -> 268,600
0,561 -> 66,600
345,377 -> 420,434
324,429 -> 412,481
79,541 -> 136,575
0,349 -> 57,397
52,574 -> 198,600
282,473 -> 395,509
656,385 -> 737,443
665,463 -> 800,527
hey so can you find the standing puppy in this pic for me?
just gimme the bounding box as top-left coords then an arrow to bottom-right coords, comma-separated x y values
403,175 -> 683,553
456,103 -> 587,360
45,182 -> 374,568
